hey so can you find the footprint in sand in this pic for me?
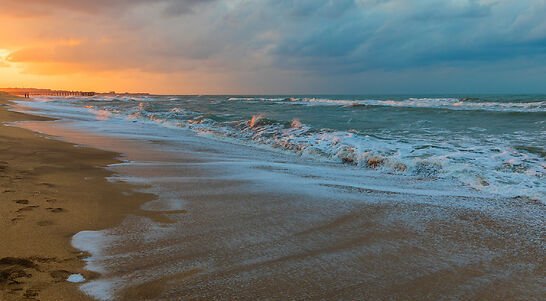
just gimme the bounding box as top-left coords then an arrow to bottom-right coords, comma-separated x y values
16,205 -> 39,213
11,215 -> 24,223
0,257 -> 36,291
23,289 -> 39,299
15,205 -> 40,212
13,199 -> 29,205
46,207 -> 65,213
49,270 -> 71,283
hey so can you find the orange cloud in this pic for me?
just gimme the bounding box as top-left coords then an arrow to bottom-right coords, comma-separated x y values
8,48 -> 54,63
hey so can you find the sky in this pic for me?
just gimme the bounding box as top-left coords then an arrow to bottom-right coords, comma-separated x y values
1,0 -> 546,94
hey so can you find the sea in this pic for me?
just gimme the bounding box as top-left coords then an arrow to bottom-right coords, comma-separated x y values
17,94 -> 545,203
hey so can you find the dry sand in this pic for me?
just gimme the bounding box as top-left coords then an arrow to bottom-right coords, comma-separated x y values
0,93 -> 152,300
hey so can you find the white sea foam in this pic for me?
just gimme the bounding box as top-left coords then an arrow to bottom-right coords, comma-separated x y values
156,115 -> 544,202
72,230 -> 109,274
80,279 -> 117,301
67,274 -> 86,283
228,97 -> 288,101
71,230 -> 119,300
232,96 -> 546,112
22,95 -> 546,113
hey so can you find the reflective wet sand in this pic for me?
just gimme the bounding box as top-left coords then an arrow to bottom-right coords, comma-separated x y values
16,116 -> 545,301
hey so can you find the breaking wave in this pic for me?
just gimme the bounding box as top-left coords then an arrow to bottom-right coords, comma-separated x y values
25,95 -> 545,203
98,101 -> 545,202
231,97 -> 546,113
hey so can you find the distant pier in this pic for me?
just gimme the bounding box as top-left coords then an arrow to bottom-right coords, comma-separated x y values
22,91 -> 95,98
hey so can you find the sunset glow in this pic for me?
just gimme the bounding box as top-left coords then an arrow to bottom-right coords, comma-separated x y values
1,1 -> 546,94
0,49 -> 9,59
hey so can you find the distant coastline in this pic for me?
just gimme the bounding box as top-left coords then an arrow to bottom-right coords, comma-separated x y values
0,88 -> 151,98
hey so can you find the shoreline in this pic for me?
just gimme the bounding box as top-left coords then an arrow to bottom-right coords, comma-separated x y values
4,94 -> 545,300
0,93 -> 153,300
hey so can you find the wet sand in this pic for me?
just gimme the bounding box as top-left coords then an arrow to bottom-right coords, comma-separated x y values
0,93 -> 152,300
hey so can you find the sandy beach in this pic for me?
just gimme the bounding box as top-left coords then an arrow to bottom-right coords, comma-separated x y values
2,94 -> 543,300
0,93 -> 153,300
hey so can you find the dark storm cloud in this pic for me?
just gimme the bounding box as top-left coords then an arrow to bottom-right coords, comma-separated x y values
268,0 -> 546,73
